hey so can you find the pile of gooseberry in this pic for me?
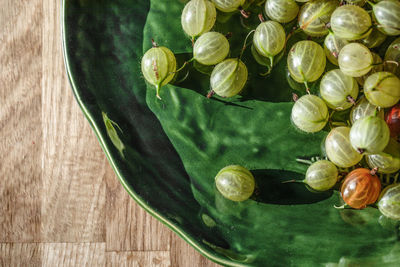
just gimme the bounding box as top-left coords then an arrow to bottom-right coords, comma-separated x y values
141,0 -> 400,221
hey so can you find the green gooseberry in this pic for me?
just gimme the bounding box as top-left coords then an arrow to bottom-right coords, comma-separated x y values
215,165 -> 255,202
291,94 -> 329,133
325,127 -> 363,168
364,72 -> 400,108
372,0 -> 400,36
366,139 -> 400,174
141,44 -> 176,99
287,40 -> 326,88
304,160 -> 339,191
193,32 -> 230,66
330,5 -> 372,40
181,0 -> 216,40
378,184 -> 400,221
298,0 -> 338,37
210,58 -> 248,98
319,69 -> 359,110
349,115 -> 390,154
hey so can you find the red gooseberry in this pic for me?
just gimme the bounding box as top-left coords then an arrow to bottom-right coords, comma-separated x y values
340,168 -> 381,209
385,103 -> 400,138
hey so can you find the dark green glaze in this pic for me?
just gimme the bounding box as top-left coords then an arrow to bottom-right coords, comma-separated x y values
63,0 -> 400,266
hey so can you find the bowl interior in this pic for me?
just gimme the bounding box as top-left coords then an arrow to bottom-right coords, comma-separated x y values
63,0 -> 400,266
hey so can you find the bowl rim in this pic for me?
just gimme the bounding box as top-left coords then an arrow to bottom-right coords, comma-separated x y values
61,1 -> 247,266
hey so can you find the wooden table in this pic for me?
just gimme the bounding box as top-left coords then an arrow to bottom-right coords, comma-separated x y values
0,1 -> 219,266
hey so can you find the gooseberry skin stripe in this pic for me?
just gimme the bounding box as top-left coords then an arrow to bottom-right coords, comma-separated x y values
265,0 -> 299,23
298,0 -> 338,37
212,0 -> 246,12
338,43 -> 373,77
330,5 -> 372,40
253,21 -> 286,58
364,72 -> 400,108
287,40 -> 326,84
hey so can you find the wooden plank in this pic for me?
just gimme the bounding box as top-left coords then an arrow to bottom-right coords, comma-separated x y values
106,175 -> 171,251
40,0 -> 108,242
0,243 -> 41,267
41,243 -> 105,266
170,235 -> 221,267
106,251 -> 170,267
0,0 -> 42,242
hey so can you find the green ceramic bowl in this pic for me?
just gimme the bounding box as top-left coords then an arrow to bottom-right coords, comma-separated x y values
63,0 -> 400,266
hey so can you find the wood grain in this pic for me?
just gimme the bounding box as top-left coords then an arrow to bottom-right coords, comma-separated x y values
41,0 -> 108,243
170,235 -> 220,267
41,243 -> 106,266
106,174 -> 171,252
106,251 -> 170,267
0,0 -> 42,243
0,0 -> 221,266
0,243 -> 41,267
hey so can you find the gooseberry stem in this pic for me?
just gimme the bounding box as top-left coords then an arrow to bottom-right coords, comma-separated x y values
260,56 -> 274,76
258,13 -> 265,23
296,158 -> 313,165
370,167 -> 379,176
292,93 -> 299,102
284,27 -> 300,51
385,60 -> 399,68
225,32 -> 233,39
156,84 -> 162,100
347,95 -> 356,105
303,81 -> 310,94
239,30 -> 256,60
366,0 -> 375,7
175,70 -> 190,84
260,67 -> 272,76
282,179 -> 304,184
151,38 -> 158,48
269,56 -> 274,71
239,6 -> 250,18
256,0 -> 267,6
331,121 -> 348,126
374,107 -> 380,117
173,58 -> 195,73
207,90 -> 215,99
334,204 -> 348,210
357,148 -> 365,154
